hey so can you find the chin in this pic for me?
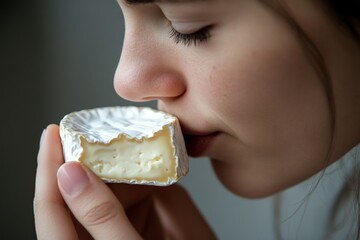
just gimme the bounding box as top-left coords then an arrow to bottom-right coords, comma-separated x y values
221,178 -> 280,199
211,159 -> 283,199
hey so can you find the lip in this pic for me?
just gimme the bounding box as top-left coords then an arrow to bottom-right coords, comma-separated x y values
183,132 -> 219,158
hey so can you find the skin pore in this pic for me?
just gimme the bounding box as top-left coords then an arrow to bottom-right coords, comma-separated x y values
114,0 -> 360,198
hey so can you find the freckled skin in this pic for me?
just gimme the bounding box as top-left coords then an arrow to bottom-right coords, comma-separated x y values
114,0 -> 360,198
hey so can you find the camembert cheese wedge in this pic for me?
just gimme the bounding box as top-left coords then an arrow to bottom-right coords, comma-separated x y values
59,106 -> 188,186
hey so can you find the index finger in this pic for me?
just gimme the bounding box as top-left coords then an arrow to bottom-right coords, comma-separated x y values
107,183 -> 155,209
34,124 -> 78,240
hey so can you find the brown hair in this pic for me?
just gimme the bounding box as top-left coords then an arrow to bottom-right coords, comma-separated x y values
320,2 -> 360,236
259,0 -> 360,238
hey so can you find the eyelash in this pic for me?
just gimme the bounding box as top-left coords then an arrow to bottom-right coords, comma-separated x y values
169,26 -> 211,47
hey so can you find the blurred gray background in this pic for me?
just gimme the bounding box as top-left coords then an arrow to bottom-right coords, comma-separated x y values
1,0 -> 357,239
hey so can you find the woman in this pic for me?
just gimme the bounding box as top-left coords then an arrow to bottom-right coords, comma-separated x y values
34,0 -> 360,239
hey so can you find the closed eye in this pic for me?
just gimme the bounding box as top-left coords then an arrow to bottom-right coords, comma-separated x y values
169,26 -> 211,47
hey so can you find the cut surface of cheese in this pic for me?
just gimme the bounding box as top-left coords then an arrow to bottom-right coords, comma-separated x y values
59,106 -> 188,186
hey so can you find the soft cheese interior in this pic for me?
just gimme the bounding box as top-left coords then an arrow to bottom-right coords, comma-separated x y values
60,106 -> 188,186
80,127 -> 177,183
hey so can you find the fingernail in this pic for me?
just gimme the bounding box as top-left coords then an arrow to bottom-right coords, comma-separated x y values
39,128 -> 47,147
58,162 -> 90,197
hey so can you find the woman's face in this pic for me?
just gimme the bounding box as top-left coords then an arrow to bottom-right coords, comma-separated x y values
114,0 -> 334,198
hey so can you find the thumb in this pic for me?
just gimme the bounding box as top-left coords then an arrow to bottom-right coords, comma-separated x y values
57,161 -> 141,240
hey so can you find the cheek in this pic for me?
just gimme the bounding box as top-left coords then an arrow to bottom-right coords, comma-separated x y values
201,28 -> 332,198
209,56 -> 332,197
175,3 -> 333,197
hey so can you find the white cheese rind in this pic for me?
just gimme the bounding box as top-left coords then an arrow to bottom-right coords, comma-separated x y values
59,106 -> 189,186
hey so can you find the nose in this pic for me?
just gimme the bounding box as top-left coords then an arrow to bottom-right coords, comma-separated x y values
114,28 -> 186,102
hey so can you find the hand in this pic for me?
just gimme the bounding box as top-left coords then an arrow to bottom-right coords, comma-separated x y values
34,124 -> 216,239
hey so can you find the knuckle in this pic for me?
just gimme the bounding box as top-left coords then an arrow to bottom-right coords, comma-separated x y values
83,201 -> 119,227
